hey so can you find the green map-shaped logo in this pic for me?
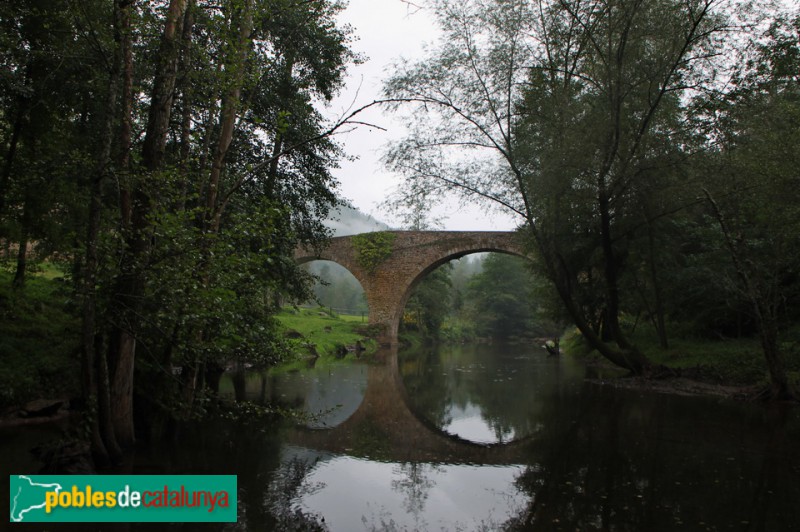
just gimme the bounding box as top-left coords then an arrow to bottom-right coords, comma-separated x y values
9,475 -> 63,522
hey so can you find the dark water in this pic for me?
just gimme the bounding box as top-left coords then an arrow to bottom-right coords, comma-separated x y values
2,344 -> 799,531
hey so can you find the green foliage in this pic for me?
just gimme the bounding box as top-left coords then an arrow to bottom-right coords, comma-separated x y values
382,0 -> 739,373
351,232 -> 396,273
0,0 -> 364,438
462,254 -> 560,339
0,268 -> 79,408
439,317 -> 477,344
403,264 -> 453,339
465,255 -> 532,338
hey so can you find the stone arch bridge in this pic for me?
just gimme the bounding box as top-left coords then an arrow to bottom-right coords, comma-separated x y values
295,231 -> 525,345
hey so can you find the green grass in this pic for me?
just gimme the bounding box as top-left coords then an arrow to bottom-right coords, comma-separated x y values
562,325 -> 800,387
0,266 -> 80,408
638,335 -> 765,384
275,307 -> 377,369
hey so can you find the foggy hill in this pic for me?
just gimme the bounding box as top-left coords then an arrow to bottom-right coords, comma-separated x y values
325,204 -> 391,236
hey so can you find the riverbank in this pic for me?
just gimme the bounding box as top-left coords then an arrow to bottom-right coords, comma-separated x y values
562,329 -> 800,401
273,307 -> 378,373
2,262 -> 796,414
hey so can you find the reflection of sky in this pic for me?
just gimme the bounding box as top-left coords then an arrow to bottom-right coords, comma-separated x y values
444,403 -> 515,444
303,365 -> 368,428
292,451 -> 528,531
271,364 -> 368,429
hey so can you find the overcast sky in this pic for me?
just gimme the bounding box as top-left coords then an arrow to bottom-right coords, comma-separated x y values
326,0 -> 519,232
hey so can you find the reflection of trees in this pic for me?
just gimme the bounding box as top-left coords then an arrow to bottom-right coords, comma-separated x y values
130,416 -> 329,531
502,386 -> 800,531
390,462 -> 441,530
265,456 -> 329,531
442,345 -> 551,441
398,347 -> 452,429
401,343 -> 577,443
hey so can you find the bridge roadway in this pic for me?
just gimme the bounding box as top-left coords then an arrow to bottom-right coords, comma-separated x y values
295,231 -> 526,345
284,345 -> 535,465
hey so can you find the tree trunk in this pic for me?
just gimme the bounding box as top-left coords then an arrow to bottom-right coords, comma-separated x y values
232,366 -> 246,402
0,107 -> 25,218
108,0 -> 189,447
117,0 -> 134,230
181,0 -> 253,407
561,285 -> 649,374
204,0 -> 254,228
598,189 -> 634,352
95,332 -> 121,462
704,189 -> 794,400
12,193 -> 31,289
12,225 -> 28,289
759,314 -> 792,400
550,246 -> 650,374
647,220 -> 669,348
524,222 -> 651,374
81,0 -> 128,464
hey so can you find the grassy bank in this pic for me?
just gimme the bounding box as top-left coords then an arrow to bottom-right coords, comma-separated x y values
274,307 -> 377,373
0,265 -> 80,409
0,266 -> 379,408
562,327 -> 800,387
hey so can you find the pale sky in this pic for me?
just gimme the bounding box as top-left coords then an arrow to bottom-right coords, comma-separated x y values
326,0 -> 520,231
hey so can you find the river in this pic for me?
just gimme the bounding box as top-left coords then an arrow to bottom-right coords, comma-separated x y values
2,343 -> 799,531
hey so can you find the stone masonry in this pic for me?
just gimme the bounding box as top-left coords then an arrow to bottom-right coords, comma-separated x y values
295,231 -> 526,345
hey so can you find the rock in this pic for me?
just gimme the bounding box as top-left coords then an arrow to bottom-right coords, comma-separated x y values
333,344 -> 348,359
20,399 -> 64,418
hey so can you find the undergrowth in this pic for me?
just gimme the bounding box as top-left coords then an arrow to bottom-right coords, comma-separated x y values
0,265 -> 80,409
562,324 -> 800,388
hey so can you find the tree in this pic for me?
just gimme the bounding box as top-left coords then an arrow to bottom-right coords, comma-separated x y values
466,254 -> 546,339
98,0 -> 361,445
384,0 -> 733,374
0,0 -> 364,456
404,264 -> 453,339
0,0 -> 100,286
699,13 -> 800,399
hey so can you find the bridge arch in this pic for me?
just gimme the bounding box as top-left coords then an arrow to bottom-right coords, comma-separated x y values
295,231 -> 526,345
396,248 -> 528,336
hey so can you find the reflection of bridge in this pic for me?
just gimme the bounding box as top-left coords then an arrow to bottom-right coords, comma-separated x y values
285,346 -> 532,465
295,231 -> 525,345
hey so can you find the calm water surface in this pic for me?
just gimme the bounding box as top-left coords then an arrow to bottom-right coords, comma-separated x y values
2,343 -> 799,531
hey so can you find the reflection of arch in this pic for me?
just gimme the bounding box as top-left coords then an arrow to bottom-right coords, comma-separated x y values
285,345 -> 532,464
295,231 -> 526,345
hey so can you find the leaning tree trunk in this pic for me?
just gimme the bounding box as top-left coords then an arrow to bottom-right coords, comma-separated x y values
537,229 -> 651,375
598,188 -> 636,354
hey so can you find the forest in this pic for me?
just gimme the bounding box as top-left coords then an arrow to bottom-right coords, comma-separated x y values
382,0 -> 800,399
0,0 -> 798,468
